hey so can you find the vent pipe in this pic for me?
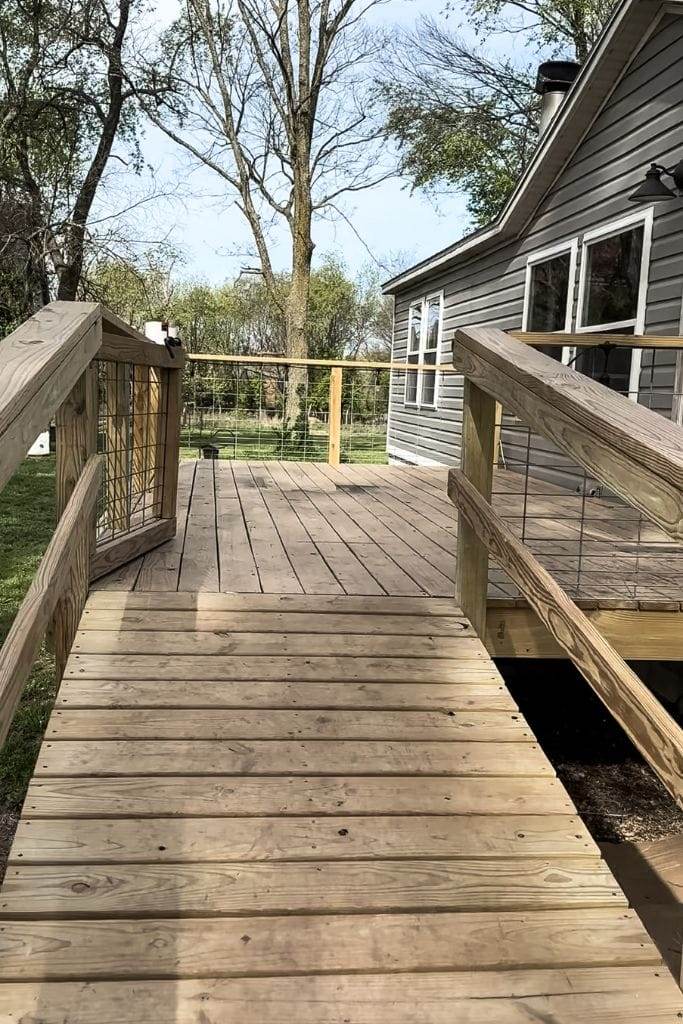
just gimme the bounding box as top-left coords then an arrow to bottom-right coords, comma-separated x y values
535,60 -> 580,137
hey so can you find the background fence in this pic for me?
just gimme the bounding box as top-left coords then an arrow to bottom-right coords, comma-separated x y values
181,356 -> 397,464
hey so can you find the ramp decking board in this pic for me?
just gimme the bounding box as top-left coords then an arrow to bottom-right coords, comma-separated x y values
0,592 -> 678,1020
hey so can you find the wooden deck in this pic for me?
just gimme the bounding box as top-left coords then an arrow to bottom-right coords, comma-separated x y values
94,459 -> 683,609
0,591 -> 680,1020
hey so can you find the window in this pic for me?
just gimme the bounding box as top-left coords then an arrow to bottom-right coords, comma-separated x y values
405,301 -> 421,405
404,292 -> 442,408
575,210 -> 653,397
523,241 -> 577,362
580,223 -> 645,329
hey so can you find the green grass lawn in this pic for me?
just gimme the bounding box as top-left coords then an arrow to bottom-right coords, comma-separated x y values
0,456 -> 56,812
180,423 -> 389,464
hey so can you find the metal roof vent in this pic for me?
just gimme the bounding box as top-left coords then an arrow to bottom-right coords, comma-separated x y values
535,60 -> 580,137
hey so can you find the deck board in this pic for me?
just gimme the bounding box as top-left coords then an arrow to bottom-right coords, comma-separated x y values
0,592 -> 679,1019
93,461 -> 683,611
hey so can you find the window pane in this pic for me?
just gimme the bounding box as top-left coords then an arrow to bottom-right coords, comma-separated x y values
421,350 -> 437,406
528,253 -> 571,332
572,327 -> 634,394
405,369 -> 418,403
582,226 -> 643,326
424,297 -> 441,350
408,305 -> 421,353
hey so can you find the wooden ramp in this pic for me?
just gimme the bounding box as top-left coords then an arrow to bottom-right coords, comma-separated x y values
0,592 -> 680,1021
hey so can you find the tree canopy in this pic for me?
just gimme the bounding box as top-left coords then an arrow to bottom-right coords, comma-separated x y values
381,0 -> 617,227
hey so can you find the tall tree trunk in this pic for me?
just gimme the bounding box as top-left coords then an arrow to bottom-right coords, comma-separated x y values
284,182 -> 313,435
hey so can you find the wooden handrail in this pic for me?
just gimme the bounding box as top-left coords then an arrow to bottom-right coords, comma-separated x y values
0,301 -> 185,737
187,352 -> 457,372
0,302 -> 184,494
0,302 -> 102,492
512,330 -> 683,349
0,455 -> 102,746
452,325 -> 683,541
448,466 -> 683,808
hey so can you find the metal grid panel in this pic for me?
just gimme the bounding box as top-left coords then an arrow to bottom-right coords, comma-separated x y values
183,361 -> 392,464
488,346 -> 683,604
96,361 -> 168,544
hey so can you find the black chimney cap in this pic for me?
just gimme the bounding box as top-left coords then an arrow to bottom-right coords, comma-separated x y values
535,60 -> 580,95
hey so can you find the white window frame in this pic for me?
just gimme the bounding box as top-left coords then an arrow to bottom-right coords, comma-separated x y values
404,290 -> 443,409
575,207 -> 654,400
522,238 -> 579,366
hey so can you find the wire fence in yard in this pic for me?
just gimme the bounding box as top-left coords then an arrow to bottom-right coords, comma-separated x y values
181,357 -> 392,464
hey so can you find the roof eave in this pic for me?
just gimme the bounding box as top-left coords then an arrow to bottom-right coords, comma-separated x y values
382,0 -> 672,296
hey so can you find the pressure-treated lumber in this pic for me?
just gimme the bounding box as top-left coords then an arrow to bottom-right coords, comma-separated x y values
0,908 -> 661,979
2,591 -> 675,1015
70,629 -> 489,659
448,466 -> 683,807
0,858 -> 624,917
512,330 -> 683,349
90,518 -> 176,581
8,814 -> 594,863
328,365 -> 343,466
24,773 -> 577,817
65,651 -> 492,680
161,366 -> 182,518
46,708 -> 532,742
100,331 -> 183,369
452,325 -> 683,539
455,379 -> 497,636
0,456 -> 102,746
34,737 -> 552,777
78,607 -> 474,635
57,678 -> 513,710
188,352 -> 456,372
486,606 -> 683,660
0,304 -> 101,491
0,968 -> 678,1024
52,365 -> 98,679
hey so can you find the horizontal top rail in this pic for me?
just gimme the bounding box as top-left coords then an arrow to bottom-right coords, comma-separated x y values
451,324 -> 683,541
448,466 -> 683,809
100,307 -> 185,369
187,352 -> 458,373
0,454 -> 102,746
0,301 -> 183,493
512,330 -> 683,349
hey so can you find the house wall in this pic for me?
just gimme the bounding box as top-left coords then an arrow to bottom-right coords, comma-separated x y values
387,11 -> 683,478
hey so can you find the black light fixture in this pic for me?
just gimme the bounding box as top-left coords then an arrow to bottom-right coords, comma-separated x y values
629,161 -> 683,203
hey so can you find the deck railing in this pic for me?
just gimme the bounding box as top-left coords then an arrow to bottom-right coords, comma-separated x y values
449,323 -> 683,807
183,353 -> 455,465
0,301 -> 183,741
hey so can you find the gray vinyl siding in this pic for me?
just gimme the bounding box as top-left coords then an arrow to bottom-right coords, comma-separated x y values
388,11 -> 683,475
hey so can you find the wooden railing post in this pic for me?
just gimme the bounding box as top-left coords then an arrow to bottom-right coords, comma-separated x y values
455,378 -> 497,636
328,367 -> 342,466
53,363 -> 99,681
161,364 -> 182,519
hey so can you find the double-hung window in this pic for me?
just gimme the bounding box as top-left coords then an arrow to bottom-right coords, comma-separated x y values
574,209 -> 653,398
522,240 -> 578,363
405,292 -> 442,408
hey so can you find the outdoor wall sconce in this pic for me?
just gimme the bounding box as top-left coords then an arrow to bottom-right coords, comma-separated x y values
629,161 -> 683,202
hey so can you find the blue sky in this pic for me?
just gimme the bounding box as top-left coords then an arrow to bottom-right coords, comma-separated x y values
125,0 -> 472,283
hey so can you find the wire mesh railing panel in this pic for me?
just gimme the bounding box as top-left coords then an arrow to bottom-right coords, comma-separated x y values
96,360 -> 168,544
339,370 -> 390,464
488,345 -> 683,605
182,360 -> 392,464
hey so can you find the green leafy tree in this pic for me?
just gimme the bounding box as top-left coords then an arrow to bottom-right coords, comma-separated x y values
381,0 -> 616,226
0,0 -> 165,314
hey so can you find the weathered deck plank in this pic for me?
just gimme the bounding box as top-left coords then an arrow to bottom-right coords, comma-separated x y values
92,462 -> 683,615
